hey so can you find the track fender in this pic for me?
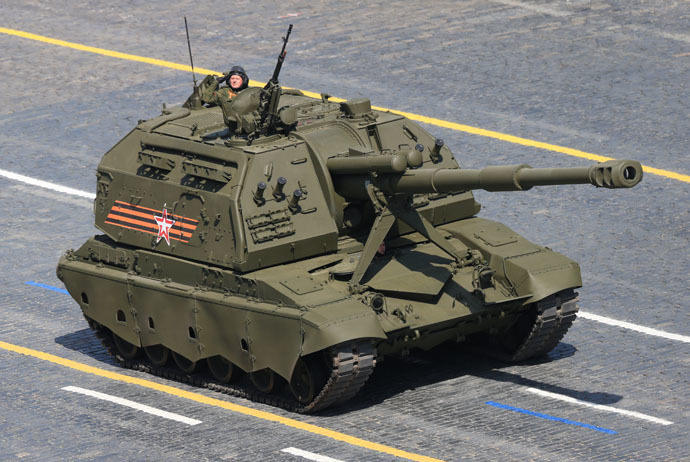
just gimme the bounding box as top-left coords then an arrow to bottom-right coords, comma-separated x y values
300,300 -> 386,356
443,217 -> 582,303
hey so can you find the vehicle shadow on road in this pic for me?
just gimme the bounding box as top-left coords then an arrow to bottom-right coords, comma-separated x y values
326,341 -> 623,416
55,328 -> 622,416
55,328 -> 120,366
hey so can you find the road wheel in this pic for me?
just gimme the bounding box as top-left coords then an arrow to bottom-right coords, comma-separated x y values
144,344 -> 169,366
250,368 -> 279,393
172,351 -> 196,374
289,356 -> 328,405
207,355 -> 235,383
112,333 -> 140,359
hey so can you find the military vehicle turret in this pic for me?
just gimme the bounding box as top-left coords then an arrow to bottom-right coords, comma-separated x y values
57,29 -> 642,412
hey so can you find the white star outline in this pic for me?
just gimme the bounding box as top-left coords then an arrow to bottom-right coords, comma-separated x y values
154,204 -> 176,246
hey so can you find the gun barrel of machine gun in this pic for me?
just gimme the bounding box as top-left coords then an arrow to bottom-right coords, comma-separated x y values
269,24 -> 293,84
257,24 -> 293,133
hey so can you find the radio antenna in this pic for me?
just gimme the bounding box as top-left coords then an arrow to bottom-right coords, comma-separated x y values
184,16 -> 198,87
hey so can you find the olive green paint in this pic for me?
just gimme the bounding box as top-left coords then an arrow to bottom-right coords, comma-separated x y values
57,86 -> 642,389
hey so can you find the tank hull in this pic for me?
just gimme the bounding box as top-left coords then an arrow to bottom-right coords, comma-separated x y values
54,87 -> 638,412
57,237 -> 387,382
57,215 -> 582,410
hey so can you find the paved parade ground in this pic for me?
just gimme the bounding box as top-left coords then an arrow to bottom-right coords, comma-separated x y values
0,1 -> 688,461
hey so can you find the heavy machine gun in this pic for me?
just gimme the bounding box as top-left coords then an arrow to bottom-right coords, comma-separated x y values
253,24 -> 293,138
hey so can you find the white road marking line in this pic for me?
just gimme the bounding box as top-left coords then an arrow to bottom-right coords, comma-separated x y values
3,166 -> 688,346
579,311 -> 690,343
493,0 -> 570,17
524,387 -> 673,426
281,447 -> 346,462
0,168 -> 95,200
62,386 -> 201,426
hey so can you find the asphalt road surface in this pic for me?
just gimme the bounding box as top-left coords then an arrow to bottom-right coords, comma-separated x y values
0,1 -> 688,461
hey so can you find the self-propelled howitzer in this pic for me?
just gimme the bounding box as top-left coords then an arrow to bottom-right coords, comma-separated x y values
57,78 -> 643,412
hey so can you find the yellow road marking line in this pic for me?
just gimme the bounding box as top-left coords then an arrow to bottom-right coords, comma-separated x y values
1,26 -> 688,184
0,27 -> 220,77
0,340 -> 444,462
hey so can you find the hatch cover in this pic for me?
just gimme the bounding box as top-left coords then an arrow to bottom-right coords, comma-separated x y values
474,227 -> 518,247
280,276 -> 323,295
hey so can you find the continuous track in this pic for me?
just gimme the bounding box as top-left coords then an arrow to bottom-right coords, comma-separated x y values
84,292 -> 575,414
484,290 -> 579,362
85,315 -> 377,413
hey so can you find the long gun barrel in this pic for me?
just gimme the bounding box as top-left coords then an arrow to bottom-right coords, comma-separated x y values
270,24 -> 293,84
255,24 -> 293,137
331,159 -> 643,198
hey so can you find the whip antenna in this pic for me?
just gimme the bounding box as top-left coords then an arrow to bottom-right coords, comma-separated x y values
184,16 -> 197,87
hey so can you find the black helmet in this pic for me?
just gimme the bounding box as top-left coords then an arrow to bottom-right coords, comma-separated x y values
227,65 -> 249,91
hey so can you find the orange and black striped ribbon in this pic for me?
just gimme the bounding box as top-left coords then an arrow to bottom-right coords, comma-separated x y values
105,200 -> 198,243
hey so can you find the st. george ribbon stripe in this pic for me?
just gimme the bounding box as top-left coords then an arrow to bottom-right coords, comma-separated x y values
105,211 -> 193,237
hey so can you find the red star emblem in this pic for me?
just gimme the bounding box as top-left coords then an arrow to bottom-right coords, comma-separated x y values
154,207 -> 176,245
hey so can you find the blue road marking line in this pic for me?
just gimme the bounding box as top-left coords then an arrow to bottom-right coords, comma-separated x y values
25,281 -> 69,295
485,401 -> 618,435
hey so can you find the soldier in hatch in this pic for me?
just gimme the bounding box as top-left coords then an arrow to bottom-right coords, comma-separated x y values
196,65 -> 261,134
199,65 -> 249,105
218,65 -> 250,99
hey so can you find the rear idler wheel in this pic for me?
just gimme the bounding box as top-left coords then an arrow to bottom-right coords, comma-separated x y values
144,344 -> 170,366
289,356 -> 328,405
207,355 -> 235,383
172,351 -> 197,374
112,333 -> 141,360
250,368 -> 280,394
